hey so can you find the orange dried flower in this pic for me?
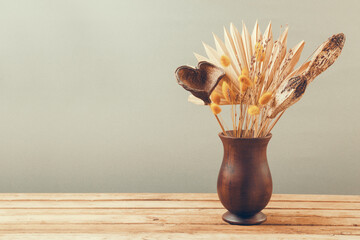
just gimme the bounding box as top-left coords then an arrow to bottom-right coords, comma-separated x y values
210,103 -> 222,115
259,92 -> 272,105
241,68 -> 249,76
211,92 -> 221,104
240,84 -> 248,93
248,105 -> 260,115
238,75 -> 253,87
220,55 -> 231,67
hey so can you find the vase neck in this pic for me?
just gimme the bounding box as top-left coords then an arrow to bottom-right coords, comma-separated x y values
219,134 -> 272,164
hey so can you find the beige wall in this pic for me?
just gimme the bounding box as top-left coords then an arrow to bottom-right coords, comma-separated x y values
0,0 -> 358,194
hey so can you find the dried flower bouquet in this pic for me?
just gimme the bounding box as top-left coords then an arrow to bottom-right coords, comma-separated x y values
176,22 -> 345,138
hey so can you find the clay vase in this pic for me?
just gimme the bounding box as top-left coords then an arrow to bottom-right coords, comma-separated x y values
217,131 -> 272,225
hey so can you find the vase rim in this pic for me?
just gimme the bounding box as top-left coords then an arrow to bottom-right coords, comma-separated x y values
218,131 -> 272,140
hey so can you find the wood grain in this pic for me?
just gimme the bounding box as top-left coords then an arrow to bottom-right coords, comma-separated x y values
0,193 -> 358,239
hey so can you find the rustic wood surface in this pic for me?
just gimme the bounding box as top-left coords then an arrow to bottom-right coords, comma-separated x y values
0,193 -> 358,239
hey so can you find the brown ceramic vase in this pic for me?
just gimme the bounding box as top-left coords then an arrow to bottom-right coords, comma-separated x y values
217,131 -> 273,225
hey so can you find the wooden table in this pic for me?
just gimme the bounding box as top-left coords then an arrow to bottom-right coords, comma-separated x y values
0,193 -> 358,239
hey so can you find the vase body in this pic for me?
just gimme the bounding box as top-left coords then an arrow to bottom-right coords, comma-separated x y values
217,132 -> 272,225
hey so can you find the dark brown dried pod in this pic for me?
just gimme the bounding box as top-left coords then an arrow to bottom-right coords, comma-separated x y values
268,75 -> 308,119
175,61 -> 225,104
305,33 -> 346,83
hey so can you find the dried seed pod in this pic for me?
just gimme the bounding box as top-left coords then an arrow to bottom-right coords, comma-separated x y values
220,55 -> 231,67
175,61 -> 225,104
259,92 -> 272,105
268,75 -> 308,119
248,105 -> 260,115
210,103 -> 222,115
305,33 -> 345,83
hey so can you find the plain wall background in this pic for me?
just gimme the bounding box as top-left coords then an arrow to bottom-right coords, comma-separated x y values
0,0 -> 359,194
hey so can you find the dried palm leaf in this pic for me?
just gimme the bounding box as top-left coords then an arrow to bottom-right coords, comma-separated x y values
278,41 -> 305,81
251,21 -> 261,52
229,23 -> 248,70
202,43 -> 239,89
242,21 -> 253,64
213,33 -> 241,75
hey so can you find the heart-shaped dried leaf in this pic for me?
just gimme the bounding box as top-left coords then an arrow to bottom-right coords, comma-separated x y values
175,61 -> 225,104
268,75 -> 308,119
305,33 -> 345,83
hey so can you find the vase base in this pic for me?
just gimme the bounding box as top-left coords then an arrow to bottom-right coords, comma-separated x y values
222,211 -> 267,225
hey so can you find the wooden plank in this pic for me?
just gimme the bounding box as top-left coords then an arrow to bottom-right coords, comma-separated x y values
0,193 -> 216,201
0,200 -> 220,209
0,200 -> 358,210
267,201 -> 360,210
0,233 -> 358,240
0,193 -> 359,202
0,208 -> 359,218
0,211 -> 357,226
0,234 -> 354,240
0,224 -> 358,235
273,194 -> 360,202
0,193 -> 358,237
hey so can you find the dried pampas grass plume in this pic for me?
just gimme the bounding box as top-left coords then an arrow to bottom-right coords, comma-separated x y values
259,92 -> 272,105
211,92 -> 221,104
248,105 -> 260,115
239,75 -> 253,87
241,68 -> 249,76
240,84 -> 248,93
210,103 -> 222,115
220,55 -> 231,67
